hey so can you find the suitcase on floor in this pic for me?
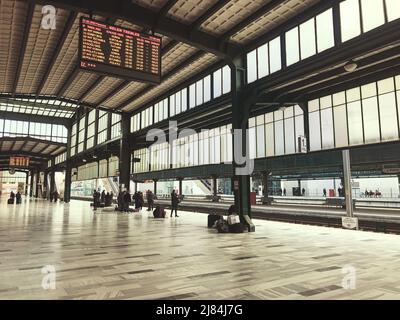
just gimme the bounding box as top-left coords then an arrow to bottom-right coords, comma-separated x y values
216,219 -> 229,233
7,198 -> 14,204
208,214 -> 223,228
228,223 -> 245,233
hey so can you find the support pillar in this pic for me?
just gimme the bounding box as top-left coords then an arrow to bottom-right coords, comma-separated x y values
342,150 -> 354,217
398,175 -> 400,198
119,114 -> 131,192
134,181 -> 138,193
29,171 -> 34,197
178,178 -> 183,196
229,57 -> 255,232
50,170 -> 55,198
64,163 -> 72,203
153,179 -> 158,196
35,170 -> 40,198
25,172 -> 29,196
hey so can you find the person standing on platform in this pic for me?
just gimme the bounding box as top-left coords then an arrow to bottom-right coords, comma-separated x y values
170,189 -> 179,218
16,191 -> 21,204
323,188 -> 327,197
302,188 -> 306,196
101,190 -> 106,204
147,190 -> 154,211
283,188 -> 286,196
93,189 -> 98,211
123,190 -> 131,212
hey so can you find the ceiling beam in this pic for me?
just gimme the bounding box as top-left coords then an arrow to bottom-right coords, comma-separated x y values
56,66 -> 80,98
0,152 -> 52,160
77,75 -> 105,102
12,2 -> 35,97
29,141 -> 41,153
36,11 -> 77,96
32,0 -> 240,58
115,50 -> 205,111
190,0 -> 230,31
158,0 -> 179,18
219,0 -> 288,43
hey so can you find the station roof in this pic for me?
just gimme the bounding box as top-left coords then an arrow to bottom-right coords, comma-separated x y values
1,0 -> 319,118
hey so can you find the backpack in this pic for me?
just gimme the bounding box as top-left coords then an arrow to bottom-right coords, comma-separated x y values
216,219 -> 229,233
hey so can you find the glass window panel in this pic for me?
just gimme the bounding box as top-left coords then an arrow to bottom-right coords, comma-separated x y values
347,101 -> 364,145
378,77 -> 395,94
175,92 -> 181,114
256,124 -> 265,158
316,8 -> 335,52
269,36 -> 282,73
247,50 -> 257,83
213,69 -> 222,98
189,84 -> 196,108
222,66 -> 231,94
361,83 -> 377,98
340,0 -> 361,42
309,111 -> 321,151
309,99 -> 320,112
249,127 -> 256,159
320,108 -> 335,149
274,120 -> 284,155
284,117 -> 295,154
169,94 -> 175,117
265,122 -> 274,157
346,87 -> 361,102
257,43 -> 269,78
320,95 -> 332,109
362,97 -> 381,143
386,0 -> 400,22
181,90 -> 187,112
379,92 -> 399,140
204,75 -> 211,102
295,115 -> 304,151
361,0 -> 385,32
196,80 -> 203,105
285,27 -> 300,66
333,92 -> 346,106
300,18 -> 316,59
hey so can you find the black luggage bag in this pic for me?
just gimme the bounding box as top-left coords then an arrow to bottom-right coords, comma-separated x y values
208,214 -> 222,228
7,198 -> 14,204
228,223 -> 245,233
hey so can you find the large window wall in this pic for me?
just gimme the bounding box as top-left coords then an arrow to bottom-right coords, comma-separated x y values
340,0 -> 400,42
132,124 -> 232,173
131,65 -> 231,133
111,114 -> 121,139
249,105 -> 305,158
247,0 -> 400,83
97,110 -> 108,144
70,123 -> 77,157
77,115 -> 85,153
86,109 -> 96,149
308,75 -> 400,151
0,119 -> 67,142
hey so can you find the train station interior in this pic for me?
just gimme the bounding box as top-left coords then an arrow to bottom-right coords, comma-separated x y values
1,0 -> 400,300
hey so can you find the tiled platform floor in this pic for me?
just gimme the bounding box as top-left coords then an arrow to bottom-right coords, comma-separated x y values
1,197 -> 400,300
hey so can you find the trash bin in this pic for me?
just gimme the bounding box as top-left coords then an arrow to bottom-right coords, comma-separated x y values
250,192 -> 257,205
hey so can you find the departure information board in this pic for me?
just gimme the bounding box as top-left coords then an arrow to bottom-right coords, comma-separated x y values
78,17 -> 161,83
9,157 -> 30,167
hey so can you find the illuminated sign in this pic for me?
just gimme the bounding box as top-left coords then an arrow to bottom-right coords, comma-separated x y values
9,157 -> 30,167
78,17 -> 161,83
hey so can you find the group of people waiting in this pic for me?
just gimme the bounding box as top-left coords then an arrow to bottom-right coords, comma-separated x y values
7,191 -> 22,204
92,189 -> 114,210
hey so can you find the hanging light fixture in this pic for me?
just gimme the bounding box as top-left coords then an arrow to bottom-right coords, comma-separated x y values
344,60 -> 358,72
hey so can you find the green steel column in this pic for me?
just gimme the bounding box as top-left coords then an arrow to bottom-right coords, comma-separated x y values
229,57 -> 255,232
29,170 -> 34,197
64,162 -> 72,203
119,114 -> 131,192
25,172 -> 29,196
